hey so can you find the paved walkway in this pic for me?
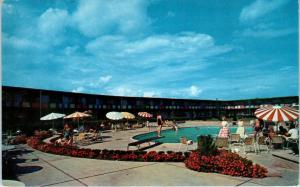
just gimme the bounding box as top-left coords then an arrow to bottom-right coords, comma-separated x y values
11,145 -> 299,186
6,122 -> 300,186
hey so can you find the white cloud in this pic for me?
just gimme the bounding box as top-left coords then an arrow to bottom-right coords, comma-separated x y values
72,86 -> 85,93
86,33 -> 232,66
3,3 -> 14,14
166,11 -> 175,18
82,32 -> 232,98
38,8 -> 70,36
188,85 -> 202,96
240,0 -> 289,23
104,85 -> 162,98
143,91 -> 158,97
240,27 -> 296,38
64,46 -> 79,55
72,0 -> 150,37
107,86 -> 138,97
3,34 -> 44,50
100,75 -> 112,83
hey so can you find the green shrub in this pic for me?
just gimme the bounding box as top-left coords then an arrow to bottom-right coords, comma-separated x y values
197,135 -> 217,155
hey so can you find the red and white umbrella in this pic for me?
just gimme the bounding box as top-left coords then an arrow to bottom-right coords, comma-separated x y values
254,105 -> 299,122
138,112 -> 153,118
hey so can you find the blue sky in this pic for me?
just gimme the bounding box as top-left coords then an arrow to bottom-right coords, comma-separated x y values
2,0 -> 298,100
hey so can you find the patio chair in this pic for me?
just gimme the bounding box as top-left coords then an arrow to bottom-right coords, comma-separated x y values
243,136 -> 257,154
229,134 -> 241,144
236,125 -> 246,139
76,133 -> 86,141
90,132 -> 103,143
178,137 -> 193,151
256,136 -> 270,153
74,133 -> 92,146
229,134 -> 243,152
271,135 -> 284,149
215,137 -> 229,150
286,138 -> 299,149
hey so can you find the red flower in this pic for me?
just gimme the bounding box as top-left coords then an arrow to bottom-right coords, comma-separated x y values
185,150 -> 267,178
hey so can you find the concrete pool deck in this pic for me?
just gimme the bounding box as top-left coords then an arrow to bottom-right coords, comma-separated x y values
80,121 -> 251,151
6,121 -> 300,186
9,144 -> 299,186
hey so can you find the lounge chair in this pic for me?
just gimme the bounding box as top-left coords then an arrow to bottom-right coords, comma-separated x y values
229,134 -> 241,143
285,138 -> 299,149
271,135 -> 284,149
256,136 -> 270,153
236,125 -> 246,139
229,134 -> 243,152
178,137 -> 193,151
215,137 -> 229,150
243,136 -> 257,154
74,133 -> 93,146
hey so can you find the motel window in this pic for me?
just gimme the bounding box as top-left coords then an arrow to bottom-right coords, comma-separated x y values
81,98 -> 87,105
14,94 -> 23,107
121,99 -> 127,106
63,96 -> 70,104
96,99 -> 103,105
41,95 -> 49,104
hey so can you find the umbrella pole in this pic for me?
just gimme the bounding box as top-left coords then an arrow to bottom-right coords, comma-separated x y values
78,119 -> 79,130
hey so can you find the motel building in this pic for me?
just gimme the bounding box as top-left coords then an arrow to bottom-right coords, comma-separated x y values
2,86 -> 299,134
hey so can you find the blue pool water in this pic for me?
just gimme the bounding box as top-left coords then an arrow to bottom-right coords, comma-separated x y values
133,126 -> 253,143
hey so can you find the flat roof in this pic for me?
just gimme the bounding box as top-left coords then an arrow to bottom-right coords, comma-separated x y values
2,85 -> 298,102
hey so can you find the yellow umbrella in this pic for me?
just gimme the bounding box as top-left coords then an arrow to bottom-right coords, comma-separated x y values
121,112 -> 135,119
64,111 -> 91,129
121,112 -> 135,130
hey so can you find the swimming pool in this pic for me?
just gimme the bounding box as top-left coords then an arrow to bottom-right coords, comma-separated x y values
133,126 -> 253,143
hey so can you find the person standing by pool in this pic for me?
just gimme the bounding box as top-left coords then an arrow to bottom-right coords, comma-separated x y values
253,119 -> 262,140
172,120 -> 178,131
157,114 -> 164,137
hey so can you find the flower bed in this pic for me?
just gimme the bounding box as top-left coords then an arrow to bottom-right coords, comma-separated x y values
27,137 -> 185,162
27,136 -> 268,178
9,135 -> 28,145
185,151 -> 267,178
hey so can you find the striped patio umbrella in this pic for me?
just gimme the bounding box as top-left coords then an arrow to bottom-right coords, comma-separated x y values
64,111 -> 91,119
138,112 -> 153,118
254,105 -> 299,122
121,112 -> 135,119
64,111 -> 91,129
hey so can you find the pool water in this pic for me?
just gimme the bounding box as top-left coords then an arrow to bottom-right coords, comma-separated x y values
133,126 -> 253,143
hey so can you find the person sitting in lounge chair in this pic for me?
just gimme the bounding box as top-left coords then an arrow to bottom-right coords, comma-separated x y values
55,138 -> 68,146
278,126 -> 288,136
236,120 -> 246,139
268,125 -> 276,139
218,117 -> 230,138
283,123 -> 299,141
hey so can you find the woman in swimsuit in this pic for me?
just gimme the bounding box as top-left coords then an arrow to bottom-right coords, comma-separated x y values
157,115 -> 164,137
